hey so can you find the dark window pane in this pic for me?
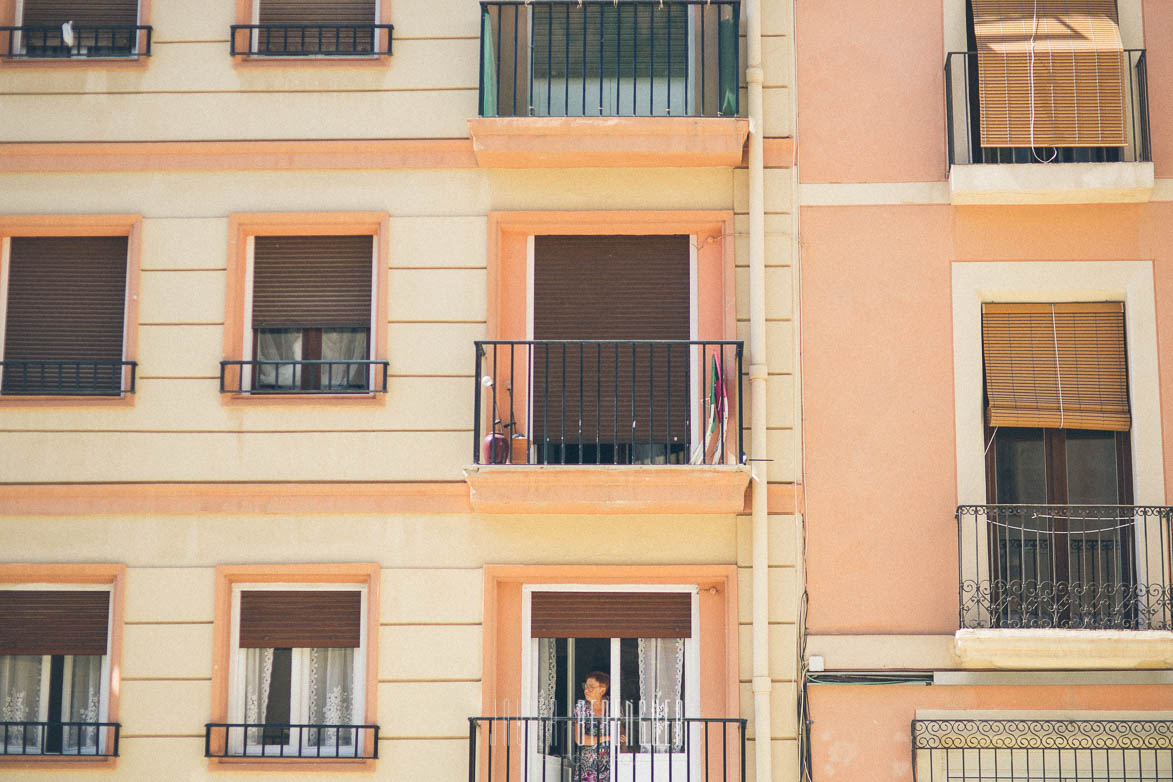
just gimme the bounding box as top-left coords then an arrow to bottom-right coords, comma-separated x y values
1066,430 -> 1120,505
994,427 -> 1047,504
263,648 -> 292,745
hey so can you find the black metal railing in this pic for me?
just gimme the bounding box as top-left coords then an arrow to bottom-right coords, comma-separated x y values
473,340 -> 743,466
478,0 -> 740,117
0,26 -> 151,58
0,360 -> 136,396
230,24 -> 392,56
469,716 -> 746,782
945,50 -> 1150,167
204,723 -> 379,759
220,360 -> 390,394
957,505 -> 1173,630
912,719 -> 1173,782
0,722 -> 120,757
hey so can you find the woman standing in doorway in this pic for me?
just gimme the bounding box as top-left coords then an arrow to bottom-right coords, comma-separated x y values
573,671 -> 612,782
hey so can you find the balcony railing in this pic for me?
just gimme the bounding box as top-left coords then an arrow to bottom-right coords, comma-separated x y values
957,505 -> 1173,630
230,24 -> 393,57
0,26 -> 151,58
469,716 -> 746,782
204,723 -> 379,759
913,719 -> 1173,782
0,360 -> 137,396
473,340 -> 743,466
944,50 -> 1150,167
219,360 -> 390,394
478,0 -> 741,117
0,721 -> 120,757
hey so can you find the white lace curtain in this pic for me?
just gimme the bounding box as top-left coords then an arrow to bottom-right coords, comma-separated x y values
243,647 -> 355,752
256,329 -> 368,389
0,655 -> 103,753
637,638 -> 685,751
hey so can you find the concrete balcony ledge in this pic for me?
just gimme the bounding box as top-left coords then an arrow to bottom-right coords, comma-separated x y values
955,628 -> 1173,670
950,161 -> 1155,205
467,116 -> 750,168
463,463 -> 750,514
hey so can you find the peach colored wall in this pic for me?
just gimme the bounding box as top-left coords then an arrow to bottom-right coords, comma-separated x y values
810,684 -> 1173,782
801,202 -> 1173,634
1144,1 -> 1173,178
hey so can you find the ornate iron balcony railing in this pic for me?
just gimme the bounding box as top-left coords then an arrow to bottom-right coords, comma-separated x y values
204,723 -> 379,759
0,26 -> 151,58
944,50 -> 1150,168
220,359 -> 390,394
957,505 -> 1173,630
230,24 -> 392,56
0,360 -> 136,396
0,721 -> 120,757
912,718 -> 1173,782
478,0 -> 741,117
469,716 -> 746,782
473,340 -> 743,466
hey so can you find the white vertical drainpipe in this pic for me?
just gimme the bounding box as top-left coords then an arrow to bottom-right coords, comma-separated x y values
746,0 -> 772,781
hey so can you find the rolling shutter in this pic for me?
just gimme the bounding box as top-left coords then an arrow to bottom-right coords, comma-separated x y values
258,0 -> 376,26
251,235 -> 373,329
0,590 -> 110,656
4,236 -> 128,362
532,235 -> 690,447
530,592 -> 692,638
239,590 -> 362,648
982,302 -> 1130,431
530,3 -> 689,80
972,0 -> 1126,148
20,0 -> 139,27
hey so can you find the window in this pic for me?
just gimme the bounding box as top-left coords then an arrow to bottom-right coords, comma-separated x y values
0,217 -> 140,400
221,213 -> 389,400
231,0 -> 392,58
6,0 -> 148,59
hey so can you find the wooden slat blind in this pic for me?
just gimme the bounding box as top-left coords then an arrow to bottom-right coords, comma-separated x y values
532,235 -> 690,445
531,592 -> 692,638
982,302 -> 1129,431
21,0 -> 139,27
0,590 -> 110,656
258,0 -> 377,25
239,590 -> 361,648
4,237 -> 128,362
972,0 -> 1126,148
252,235 -> 372,329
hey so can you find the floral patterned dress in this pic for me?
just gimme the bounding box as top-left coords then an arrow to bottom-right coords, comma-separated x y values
573,700 -> 611,782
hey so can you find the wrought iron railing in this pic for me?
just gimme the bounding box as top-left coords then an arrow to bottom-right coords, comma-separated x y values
0,360 -> 136,396
473,340 -> 743,466
957,505 -> 1173,630
469,716 -> 746,782
912,719 -> 1173,782
0,721 -> 120,757
944,50 -> 1150,167
219,360 -> 390,394
478,0 -> 741,117
204,723 -> 379,759
0,26 -> 151,58
230,24 -> 392,56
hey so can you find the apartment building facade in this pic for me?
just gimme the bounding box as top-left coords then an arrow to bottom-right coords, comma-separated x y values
0,1 -> 800,781
798,1 -> 1173,781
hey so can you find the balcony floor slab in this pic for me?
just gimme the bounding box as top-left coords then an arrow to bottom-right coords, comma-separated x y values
949,161 -> 1155,205
955,628 -> 1173,670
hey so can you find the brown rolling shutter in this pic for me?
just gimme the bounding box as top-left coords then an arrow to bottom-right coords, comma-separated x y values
982,302 -> 1129,431
20,0 -> 139,27
252,235 -> 372,329
0,590 -> 110,656
258,0 -> 376,26
239,590 -> 361,648
4,237 -> 128,362
532,235 -> 690,447
972,0 -> 1126,148
531,592 -> 692,638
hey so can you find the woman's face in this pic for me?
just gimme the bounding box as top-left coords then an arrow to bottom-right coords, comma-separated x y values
583,677 -> 606,699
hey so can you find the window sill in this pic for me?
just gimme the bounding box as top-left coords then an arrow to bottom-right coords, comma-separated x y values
233,54 -> 390,68
949,161 -> 1155,205
463,463 -> 750,514
208,756 -> 375,772
467,116 -> 749,168
954,628 -> 1173,670
0,756 -> 117,769
2,56 -> 147,69
220,392 -> 385,407
0,393 -> 134,407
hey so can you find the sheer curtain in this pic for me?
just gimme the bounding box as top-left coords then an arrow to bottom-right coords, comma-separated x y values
536,638 -> 558,752
64,656 -> 103,753
0,655 -> 42,751
242,647 -> 274,749
256,330 -> 302,389
320,329 -> 369,389
307,647 -> 355,752
636,638 -> 685,751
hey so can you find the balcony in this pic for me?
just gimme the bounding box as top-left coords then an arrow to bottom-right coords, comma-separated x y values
0,721 -> 120,757
912,718 -> 1173,782
204,723 -> 379,760
944,50 -> 1154,204
219,360 -> 389,395
465,340 -> 749,513
1,26 -> 151,59
469,0 -> 748,167
468,715 -> 746,782
229,24 -> 392,57
0,360 -> 137,396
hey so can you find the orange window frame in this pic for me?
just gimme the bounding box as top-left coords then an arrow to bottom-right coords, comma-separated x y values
232,0 -> 392,66
0,0 -> 152,68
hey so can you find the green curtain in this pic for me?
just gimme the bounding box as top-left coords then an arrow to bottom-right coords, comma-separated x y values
718,6 -> 739,116
480,9 -> 498,117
